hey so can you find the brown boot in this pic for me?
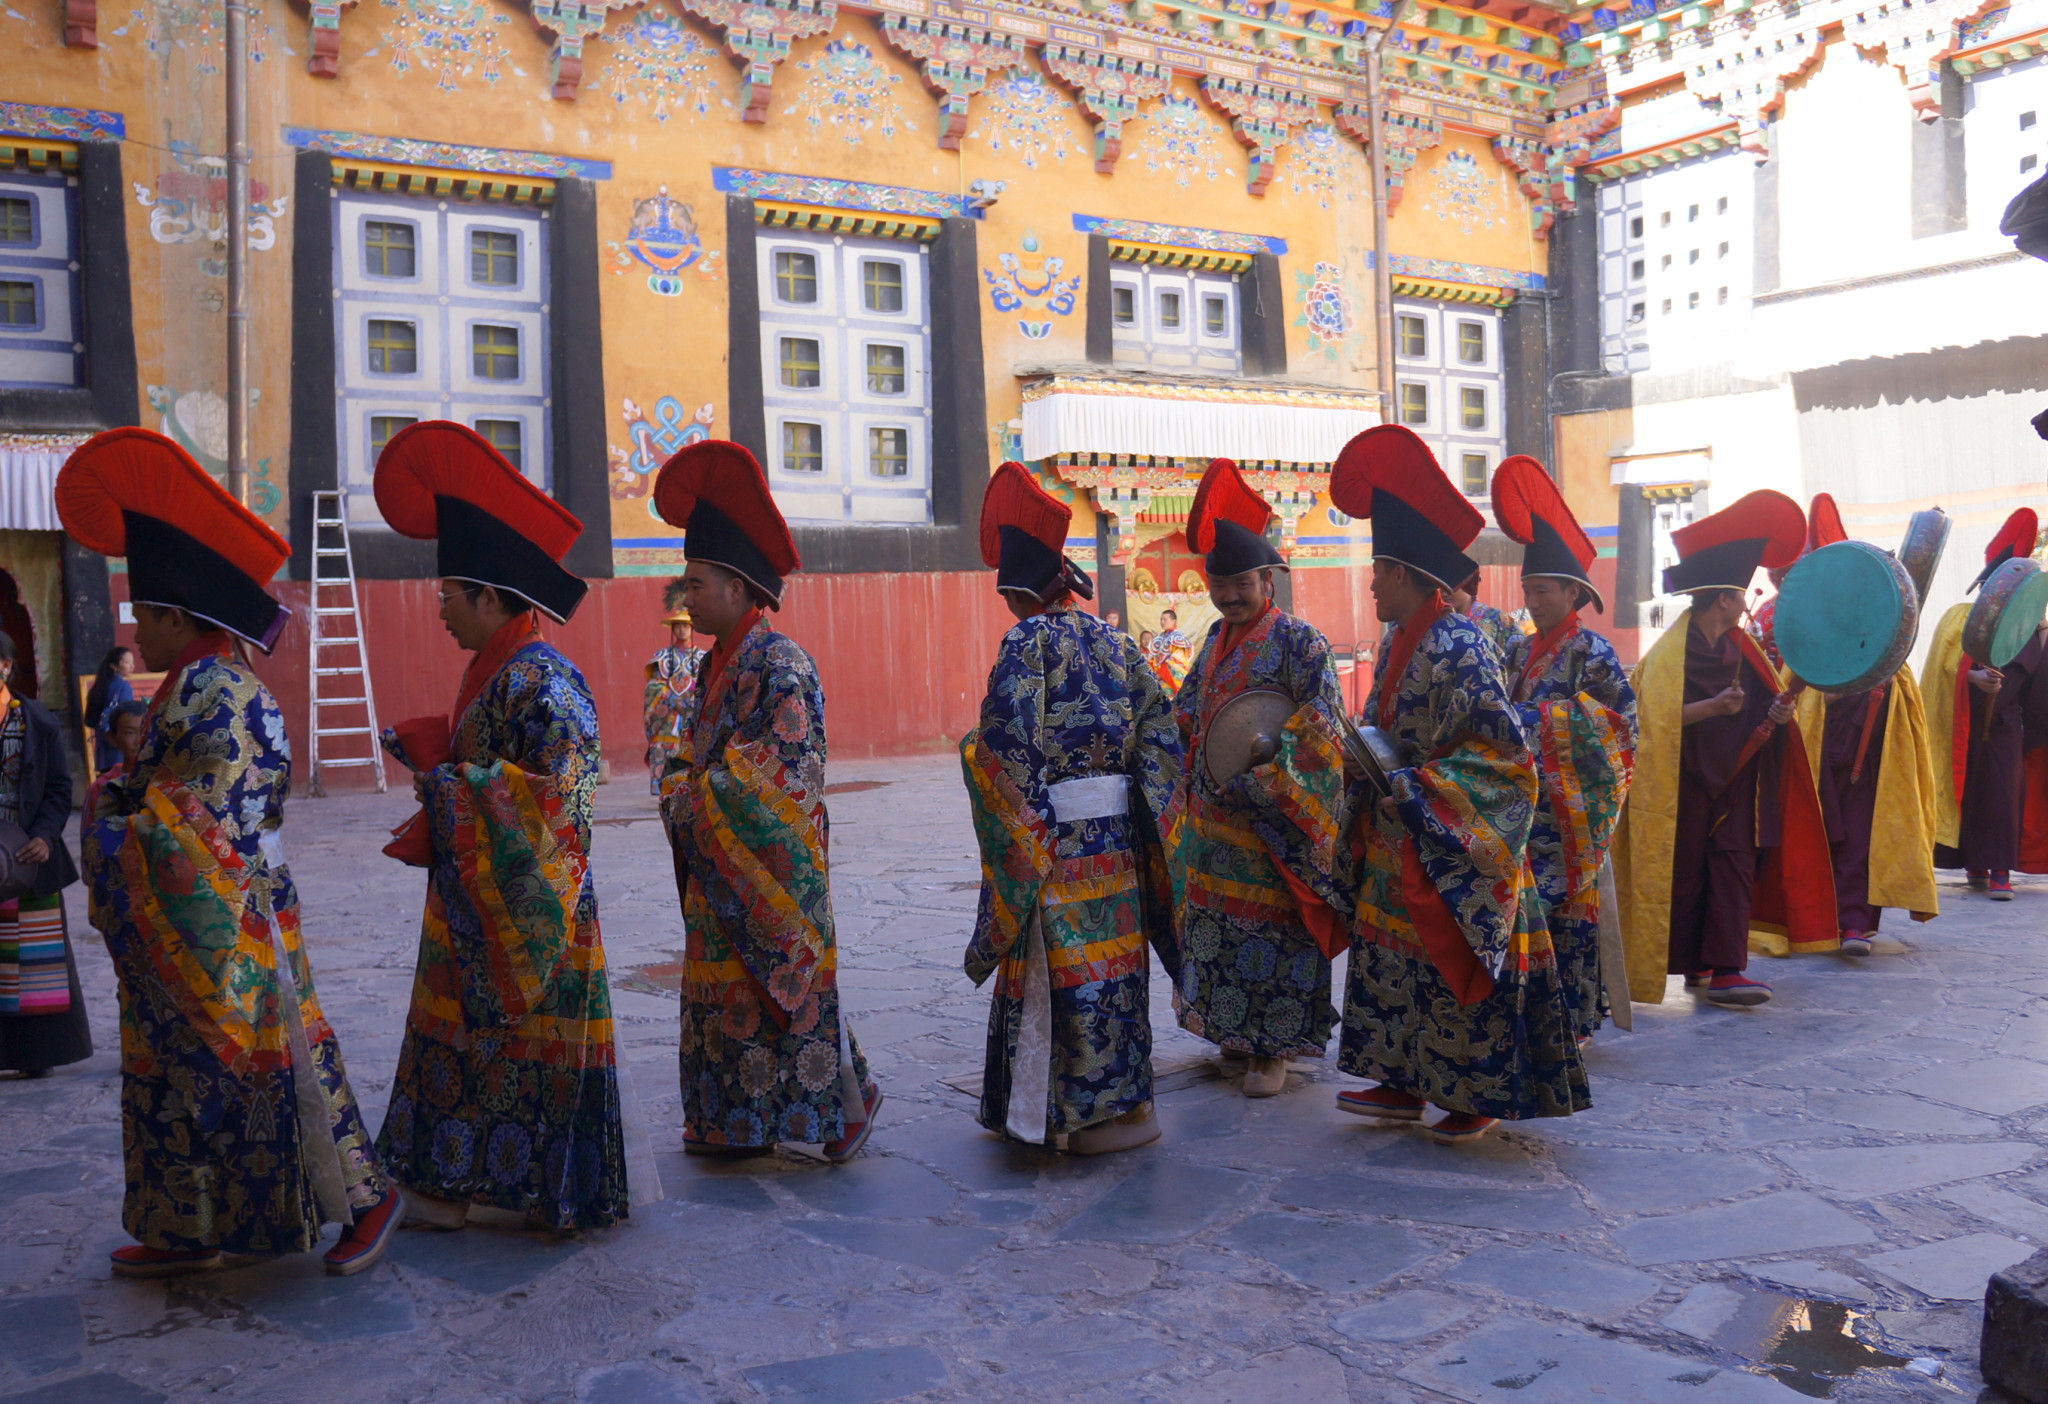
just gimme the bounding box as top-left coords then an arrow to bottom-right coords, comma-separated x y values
1243,1055 -> 1288,1098
1069,1106 -> 1161,1156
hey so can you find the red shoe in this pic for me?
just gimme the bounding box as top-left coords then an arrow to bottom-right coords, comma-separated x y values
1968,870 -> 1990,891
1425,1112 -> 1498,1145
324,1189 -> 403,1277
1989,873 -> 2014,901
1704,972 -> 1772,1007
824,1084 -> 883,1164
1336,1085 -> 1427,1120
110,1244 -> 221,1279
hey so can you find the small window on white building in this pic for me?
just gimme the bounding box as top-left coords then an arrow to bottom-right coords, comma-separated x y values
1460,452 -> 1488,496
868,426 -> 908,478
1716,196 -> 1729,215
2022,111 -> 2037,130
1203,294 -> 1227,335
1158,290 -> 1182,330
864,343 -> 905,395
1456,321 -> 1485,364
471,324 -> 520,380
1718,286 -> 1729,305
783,421 -> 823,473
1460,386 -> 1487,429
1112,285 -> 1135,326
367,319 -> 418,375
2026,155 -> 2041,174
1398,314 -> 1427,357
1687,204 -> 1699,222
475,417 -> 522,468
1399,382 -> 1430,425
364,220 -> 417,279
470,230 -> 519,287
774,250 -> 818,305
1630,258 -> 1644,280
861,259 -> 904,313
1109,263 -> 1239,374
1687,291 -> 1700,310
779,336 -> 822,389
0,279 -> 34,327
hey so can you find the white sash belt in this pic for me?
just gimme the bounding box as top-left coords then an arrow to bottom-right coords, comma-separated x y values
1046,774 -> 1130,824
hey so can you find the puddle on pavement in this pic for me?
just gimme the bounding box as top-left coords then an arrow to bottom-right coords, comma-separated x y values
1740,1297 -> 1911,1398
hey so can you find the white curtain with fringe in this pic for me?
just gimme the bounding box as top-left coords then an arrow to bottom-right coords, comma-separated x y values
1022,388 -> 1382,466
0,447 -> 67,531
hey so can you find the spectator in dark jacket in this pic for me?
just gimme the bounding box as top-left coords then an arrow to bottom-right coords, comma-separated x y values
0,631 -> 90,1078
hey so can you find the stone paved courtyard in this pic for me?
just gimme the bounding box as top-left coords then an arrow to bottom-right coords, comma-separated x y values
4,753 -> 2048,1403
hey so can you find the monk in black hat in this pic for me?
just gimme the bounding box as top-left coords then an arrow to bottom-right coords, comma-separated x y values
372,421 -> 632,1232
1615,490 -> 1835,1009
1331,427 -> 1581,1145
653,440 -> 882,1161
959,463 -> 1181,1153
1167,458 -> 1351,1099
62,428 -> 401,1278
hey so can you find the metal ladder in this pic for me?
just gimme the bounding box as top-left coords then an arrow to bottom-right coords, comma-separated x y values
306,490 -> 386,797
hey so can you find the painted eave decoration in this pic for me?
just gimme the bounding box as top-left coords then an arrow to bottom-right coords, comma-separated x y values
0,103 -> 125,172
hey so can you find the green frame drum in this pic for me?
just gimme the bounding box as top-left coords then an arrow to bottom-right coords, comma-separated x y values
1964,557 -> 2048,668
1774,540 -> 1919,694
1898,507 -> 1951,607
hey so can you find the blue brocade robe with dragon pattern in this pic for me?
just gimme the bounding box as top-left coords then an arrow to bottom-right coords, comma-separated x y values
377,633 -> 629,1229
85,643 -> 390,1255
1168,606 -> 1352,1059
961,606 -> 1181,1138
1342,610 -> 1589,1120
1502,625 -> 1638,1042
664,619 -> 872,1149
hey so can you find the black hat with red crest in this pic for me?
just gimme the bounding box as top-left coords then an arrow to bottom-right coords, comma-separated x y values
1329,426 -> 1484,591
374,421 -> 588,622
1662,490 -> 1806,595
1970,508 -> 2039,593
654,440 -> 800,608
57,427 -> 292,651
1189,458 -> 1286,578
980,462 -> 1093,602
1492,455 -> 1603,612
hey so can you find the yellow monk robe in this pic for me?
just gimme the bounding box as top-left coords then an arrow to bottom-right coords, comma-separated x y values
1922,602 -> 1971,850
1764,674 -> 1939,955
1613,609 -> 1837,1003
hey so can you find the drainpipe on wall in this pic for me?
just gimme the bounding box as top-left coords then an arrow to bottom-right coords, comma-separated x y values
1362,1 -> 1412,420
224,0 -> 251,505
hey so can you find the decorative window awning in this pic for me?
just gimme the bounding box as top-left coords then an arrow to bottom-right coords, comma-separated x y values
0,433 -> 84,532
1366,251 -> 1542,307
1390,275 -> 1515,306
754,201 -> 943,242
329,160 -> 555,205
0,140 -> 77,174
1022,371 -> 1381,467
1107,239 -> 1254,273
287,128 -> 614,206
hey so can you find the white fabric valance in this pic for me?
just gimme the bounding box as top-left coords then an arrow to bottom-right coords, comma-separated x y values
0,444 -> 72,531
1021,378 -> 1381,466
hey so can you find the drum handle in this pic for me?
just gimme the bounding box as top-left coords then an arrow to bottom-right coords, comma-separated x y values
1730,679 -> 1807,778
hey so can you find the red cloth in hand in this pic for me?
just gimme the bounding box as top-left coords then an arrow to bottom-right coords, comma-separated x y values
382,715 -> 455,867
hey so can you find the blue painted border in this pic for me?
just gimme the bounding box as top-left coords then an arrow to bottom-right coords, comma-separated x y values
0,102 -> 125,143
1072,213 -> 1287,257
1363,250 -> 1545,291
284,127 -> 612,181
713,167 -> 979,220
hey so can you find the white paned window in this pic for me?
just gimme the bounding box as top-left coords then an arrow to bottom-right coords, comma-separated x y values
0,172 -> 81,389
334,192 -> 550,527
1393,299 -> 1504,499
1963,54 -> 2048,232
757,230 -> 931,524
1109,263 -> 1239,375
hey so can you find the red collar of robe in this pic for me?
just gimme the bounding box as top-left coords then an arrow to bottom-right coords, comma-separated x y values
1514,615 -> 1581,700
453,613 -> 542,729
702,608 -> 764,711
1376,592 -> 1448,730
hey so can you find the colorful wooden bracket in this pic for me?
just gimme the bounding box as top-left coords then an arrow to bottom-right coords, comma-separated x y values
1040,44 -> 1172,174
877,14 -> 1032,150
529,0 -> 632,99
299,0 -> 356,75
1200,76 -> 1317,195
678,0 -> 838,123
62,0 -> 96,47
1332,99 -> 1443,210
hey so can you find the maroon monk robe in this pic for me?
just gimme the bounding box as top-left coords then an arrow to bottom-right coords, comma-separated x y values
1937,629 -> 2048,874
1669,618 -> 1785,976
1817,685 -> 1887,934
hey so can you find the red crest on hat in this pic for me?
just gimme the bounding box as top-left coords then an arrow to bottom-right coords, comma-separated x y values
1806,493 -> 1846,552
1327,426 -> 1484,548
56,427 -> 288,583
1986,508 -> 2040,567
653,439 -> 800,575
1187,458 -> 1273,553
1671,490 -> 1807,570
979,462 -> 1071,569
1491,456 -> 1594,572
374,421 -> 583,558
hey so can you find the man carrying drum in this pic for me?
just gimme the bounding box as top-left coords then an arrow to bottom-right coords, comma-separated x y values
1491,458 -> 1638,1045
1329,428 -> 1583,1146
1923,509 -> 2048,899
1615,492 -> 1837,1009
1778,497 -> 1940,955
1166,458 -> 1351,1099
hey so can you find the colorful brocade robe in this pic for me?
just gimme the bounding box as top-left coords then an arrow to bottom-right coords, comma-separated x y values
1342,609 -> 1588,1120
1465,600 -> 1526,664
1168,605 -> 1350,1058
961,606 -> 1181,1140
1502,622 -> 1638,1042
644,643 -> 706,793
663,618 -> 870,1148
377,624 -> 628,1229
84,641 -> 389,1255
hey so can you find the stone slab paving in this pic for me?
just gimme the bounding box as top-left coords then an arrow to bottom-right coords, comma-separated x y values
4,754 -> 2048,1401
